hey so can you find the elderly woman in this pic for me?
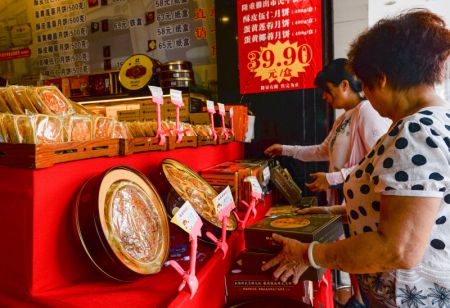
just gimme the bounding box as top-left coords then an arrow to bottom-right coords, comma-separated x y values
262,10 -> 450,307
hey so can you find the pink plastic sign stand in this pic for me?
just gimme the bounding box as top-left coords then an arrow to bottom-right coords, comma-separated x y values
206,186 -> 235,259
229,107 -> 235,137
170,89 -> 186,143
217,103 -> 229,140
206,100 -> 218,141
234,177 -> 263,231
169,202 -> 203,299
149,86 -> 167,145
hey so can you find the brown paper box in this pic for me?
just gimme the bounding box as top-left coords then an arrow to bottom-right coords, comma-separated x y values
244,214 -> 343,253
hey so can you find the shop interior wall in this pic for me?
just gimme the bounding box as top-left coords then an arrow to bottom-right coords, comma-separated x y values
215,0 -> 334,203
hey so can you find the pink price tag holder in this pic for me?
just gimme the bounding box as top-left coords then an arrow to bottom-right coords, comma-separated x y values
229,107 -> 235,137
234,176 -> 263,231
170,201 -> 203,299
149,86 -> 167,145
206,100 -> 218,141
217,103 -> 230,140
170,89 -> 187,143
206,186 -> 235,259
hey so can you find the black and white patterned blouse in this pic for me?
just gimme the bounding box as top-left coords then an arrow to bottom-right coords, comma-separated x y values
343,107 -> 450,307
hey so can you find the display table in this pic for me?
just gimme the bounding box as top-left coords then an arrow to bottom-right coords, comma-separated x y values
0,141 -> 334,307
0,142 -> 251,307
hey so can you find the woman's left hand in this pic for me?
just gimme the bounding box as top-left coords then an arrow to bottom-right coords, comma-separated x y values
305,172 -> 329,192
261,233 -> 309,284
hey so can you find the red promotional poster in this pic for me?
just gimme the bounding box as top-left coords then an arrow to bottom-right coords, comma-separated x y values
237,0 -> 322,94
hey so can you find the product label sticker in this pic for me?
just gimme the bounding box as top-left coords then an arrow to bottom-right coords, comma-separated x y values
218,102 -> 225,116
170,89 -> 184,107
171,200 -> 203,237
206,100 -> 215,113
245,175 -> 262,198
213,186 -> 235,220
149,85 -> 164,105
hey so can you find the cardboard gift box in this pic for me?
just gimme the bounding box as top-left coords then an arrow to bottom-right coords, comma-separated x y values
225,259 -> 311,306
200,161 -> 262,210
240,250 -> 325,281
269,160 -> 317,207
244,214 -> 343,253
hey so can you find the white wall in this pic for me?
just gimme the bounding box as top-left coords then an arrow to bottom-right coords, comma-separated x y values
332,0 -> 450,114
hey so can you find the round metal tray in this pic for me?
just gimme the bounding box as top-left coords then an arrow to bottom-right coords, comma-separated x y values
73,165 -> 169,281
161,158 -> 237,231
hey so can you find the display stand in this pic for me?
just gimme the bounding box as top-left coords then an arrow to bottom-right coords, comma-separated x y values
149,86 -> 167,146
0,142 -> 245,307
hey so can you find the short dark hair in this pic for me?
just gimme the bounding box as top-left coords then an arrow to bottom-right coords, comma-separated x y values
348,9 -> 450,90
314,58 -> 362,94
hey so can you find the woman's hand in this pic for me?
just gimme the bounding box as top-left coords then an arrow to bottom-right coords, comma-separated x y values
305,172 -> 329,192
261,233 -> 309,284
264,144 -> 283,158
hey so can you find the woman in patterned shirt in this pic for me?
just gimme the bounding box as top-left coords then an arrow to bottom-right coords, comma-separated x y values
262,9 -> 450,307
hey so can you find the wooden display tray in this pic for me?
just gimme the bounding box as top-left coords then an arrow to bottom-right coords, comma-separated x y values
197,135 -> 218,146
119,137 -> 167,155
167,135 -> 197,150
0,139 -> 120,169
218,135 -> 234,144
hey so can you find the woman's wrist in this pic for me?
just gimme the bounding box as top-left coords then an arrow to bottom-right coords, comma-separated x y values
307,241 -> 322,269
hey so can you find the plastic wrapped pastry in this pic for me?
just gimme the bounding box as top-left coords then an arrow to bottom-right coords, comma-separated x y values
3,114 -> 35,144
65,115 -> 92,142
4,86 -> 39,114
30,86 -> 74,115
111,120 -> 129,139
0,91 -> 11,113
35,114 -> 64,144
94,116 -> 113,139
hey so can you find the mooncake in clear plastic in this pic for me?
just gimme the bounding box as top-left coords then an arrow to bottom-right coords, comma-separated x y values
111,120 -> 130,139
0,91 -> 11,113
5,86 -> 39,114
31,86 -> 74,115
94,116 -> 113,139
65,115 -> 92,142
3,114 -> 35,144
35,114 -> 64,144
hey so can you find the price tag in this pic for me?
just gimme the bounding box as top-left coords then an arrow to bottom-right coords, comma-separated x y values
206,100 -> 215,113
149,86 -> 164,105
171,201 -> 203,236
229,107 -> 234,118
263,166 -> 270,185
213,186 -> 235,220
218,103 -> 225,116
170,89 -> 184,107
245,176 -> 262,196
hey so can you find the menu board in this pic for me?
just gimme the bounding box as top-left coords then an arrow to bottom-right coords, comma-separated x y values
0,0 -> 217,91
237,0 -> 323,94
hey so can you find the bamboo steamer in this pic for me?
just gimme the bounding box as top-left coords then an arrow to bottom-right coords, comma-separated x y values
73,165 -> 169,281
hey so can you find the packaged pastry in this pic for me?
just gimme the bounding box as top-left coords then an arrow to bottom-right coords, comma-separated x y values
111,120 -> 129,139
3,114 -> 35,144
0,113 -> 7,142
141,121 -> 155,137
35,114 -> 64,144
94,116 -> 113,139
70,100 -> 93,115
181,122 -> 196,137
5,86 -> 39,114
65,115 -> 92,142
31,86 -> 74,115
0,91 -> 11,113
2,87 -> 25,114
126,121 -> 145,138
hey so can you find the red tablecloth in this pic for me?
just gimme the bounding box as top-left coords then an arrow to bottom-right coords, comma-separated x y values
0,142 -> 252,307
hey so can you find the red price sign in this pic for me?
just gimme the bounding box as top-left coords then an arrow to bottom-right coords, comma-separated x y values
237,0 -> 322,94
247,41 -> 313,84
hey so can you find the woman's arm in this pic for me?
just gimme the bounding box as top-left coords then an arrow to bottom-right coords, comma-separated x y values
316,195 -> 441,273
263,195 -> 441,283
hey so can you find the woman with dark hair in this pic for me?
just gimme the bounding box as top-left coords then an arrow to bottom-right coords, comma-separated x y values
263,9 -> 450,307
264,58 -> 391,206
